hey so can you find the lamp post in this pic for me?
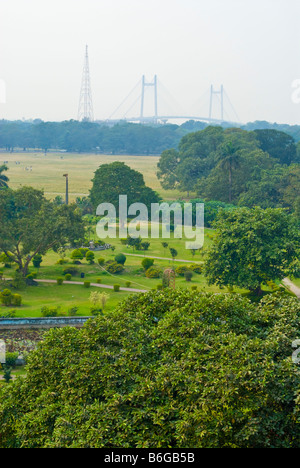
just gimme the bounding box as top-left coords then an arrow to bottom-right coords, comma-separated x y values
63,174 -> 69,205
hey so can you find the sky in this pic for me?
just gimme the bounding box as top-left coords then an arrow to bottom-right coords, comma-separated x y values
0,0 -> 300,125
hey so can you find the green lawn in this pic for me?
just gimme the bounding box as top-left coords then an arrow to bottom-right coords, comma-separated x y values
1,152 -> 187,202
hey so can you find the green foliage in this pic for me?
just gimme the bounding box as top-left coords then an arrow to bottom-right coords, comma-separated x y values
32,254 -> 43,268
145,266 -> 161,279
83,282 -> 91,289
41,306 -> 59,318
64,274 -> 72,281
63,267 -> 79,277
56,278 -> 64,286
105,262 -> 124,275
85,251 -> 95,265
0,289 -> 14,307
205,207 -> 300,294
113,284 -> 120,292
0,187 -> 85,277
71,249 -> 84,261
98,258 -> 105,266
184,270 -> 193,282
0,290 -> 299,448
175,265 -> 189,277
11,294 -> 22,307
114,253 -> 127,265
189,264 -> 203,274
141,258 -> 154,271
90,162 -> 160,211
5,353 -> 18,368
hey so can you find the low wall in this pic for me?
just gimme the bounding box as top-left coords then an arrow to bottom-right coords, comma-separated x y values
0,316 -> 91,330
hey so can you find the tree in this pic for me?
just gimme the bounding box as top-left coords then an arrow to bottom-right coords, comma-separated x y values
254,129 -> 297,165
90,162 -> 160,211
0,290 -> 299,448
0,165 -> 9,189
205,207 -> 300,295
0,187 -> 85,277
216,141 -> 241,203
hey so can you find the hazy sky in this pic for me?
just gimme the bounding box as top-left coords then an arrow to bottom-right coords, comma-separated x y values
0,0 -> 300,124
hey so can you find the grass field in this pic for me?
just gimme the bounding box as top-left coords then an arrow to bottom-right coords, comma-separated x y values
0,152 -> 184,201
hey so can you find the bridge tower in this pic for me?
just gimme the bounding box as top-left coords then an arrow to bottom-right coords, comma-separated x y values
140,75 -> 158,124
78,45 -> 94,122
209,85 -> 224,121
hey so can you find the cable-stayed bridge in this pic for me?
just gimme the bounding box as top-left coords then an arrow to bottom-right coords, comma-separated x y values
105,75 -> 241,126
77,48 -> 240,125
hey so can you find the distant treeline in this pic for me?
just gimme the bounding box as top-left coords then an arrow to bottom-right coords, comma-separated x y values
1,118 -> 300,155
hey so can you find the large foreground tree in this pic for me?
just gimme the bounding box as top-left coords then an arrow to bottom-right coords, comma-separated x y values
0,186 -> 85,276
205,207 -> 300,295
0,289 -> 299,448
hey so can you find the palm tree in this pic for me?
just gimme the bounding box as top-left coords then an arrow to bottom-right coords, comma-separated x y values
217,141 -> 241,203
0,165 -> 9,188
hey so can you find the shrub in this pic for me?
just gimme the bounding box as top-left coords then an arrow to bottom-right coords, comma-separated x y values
184,271 -> 193,282
120,238 -> 128,245
125,281 -> 131,288
115,253 -> 127,265
84,282 -> 91,288
191,286 -> 198,291
0,289 -> 12,306
113,284 -> 120,292
96,278 -> 102,284
175,266 -> 189,277
71,249 -> 84,261
65,274 -> 72,281
98,258 -> 105,266
41,306 -> 59,317
56,258 -> 68,265
57,278 -> 64,286
32,254 -> 43,268
106,262 -> 124,275
11,294 -> 22,307
5,352 -> 19,368
145,267 -> 161,279
68,307 -> 79,317
86,251 -> 95,264
157,284 -> 163,291
63,267 -> 79,276
142,258 -> 154,271
189,264 -> 203,274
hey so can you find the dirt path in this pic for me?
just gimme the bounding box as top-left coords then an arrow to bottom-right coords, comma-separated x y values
122,253 -> 203,264
35,279 -> 148,293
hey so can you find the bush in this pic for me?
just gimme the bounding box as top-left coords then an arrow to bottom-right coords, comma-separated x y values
65,274 -> 72,281
191,286 -> 198,291
184,271 -> 193,282
11,294 -> 22,307
189,264 -> 203,274
142,258 -> 154,271
98,258 -> 105,266
71,249 -> 84,261
63,267 -> 79,276
2,291 -> 300,448
175,266 -> 189,277
57,278 -> 64,286
106,262 -> 124,275
96,278 -> 102,284
5,352 -> 19,368
32,254 -> 43,268
157,284 -> 163,291
41,306 -> 59,317
84,282 -> 91,288
0,289 -> 12,307
145,267 -> 161,279
115,253 -> 127,265
86,251 -> 95,264
113,284 -> 120,292
68,307 -> 79,317
125,281 -> 131,288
